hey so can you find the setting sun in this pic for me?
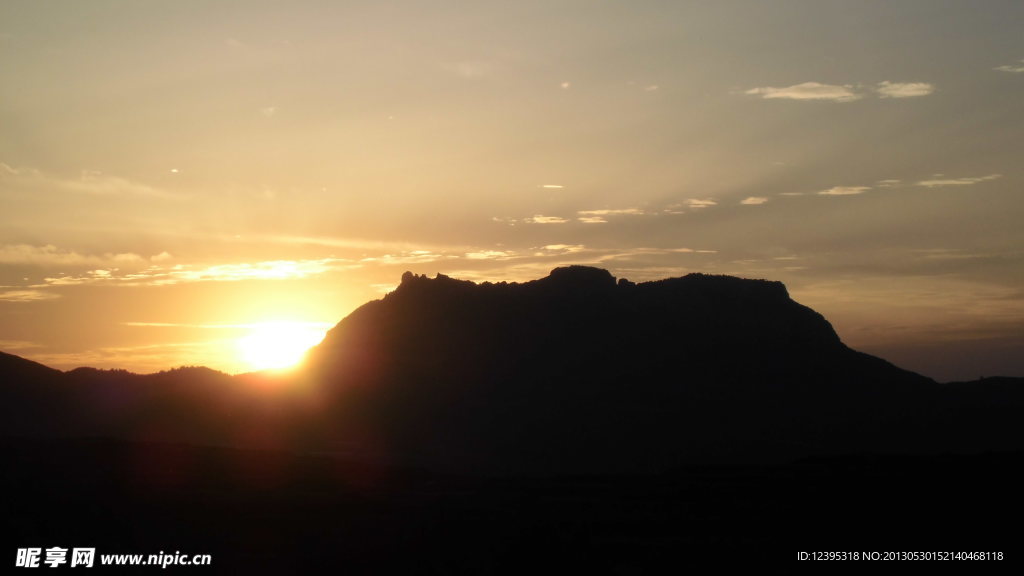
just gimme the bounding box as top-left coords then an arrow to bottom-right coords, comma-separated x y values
236,322 -> 328,372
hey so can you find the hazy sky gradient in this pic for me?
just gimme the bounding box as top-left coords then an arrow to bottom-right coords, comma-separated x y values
2,1 -> 1022,379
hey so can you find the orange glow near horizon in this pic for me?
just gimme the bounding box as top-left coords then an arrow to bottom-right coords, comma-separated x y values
236,322 -> 328,372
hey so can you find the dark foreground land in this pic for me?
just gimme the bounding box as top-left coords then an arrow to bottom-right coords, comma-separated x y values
6,438 -> 1022,574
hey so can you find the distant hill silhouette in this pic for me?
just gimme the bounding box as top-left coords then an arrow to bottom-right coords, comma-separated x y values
4,266 -> 1022,473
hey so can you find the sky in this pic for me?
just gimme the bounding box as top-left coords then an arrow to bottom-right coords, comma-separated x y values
1,0 -> 1022,380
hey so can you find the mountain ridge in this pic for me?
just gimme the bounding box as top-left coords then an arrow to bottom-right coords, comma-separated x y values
3,266 -> 1023,475
296,266 -> 947,472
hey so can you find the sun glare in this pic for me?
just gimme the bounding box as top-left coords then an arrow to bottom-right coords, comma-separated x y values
237,322 -> 328,372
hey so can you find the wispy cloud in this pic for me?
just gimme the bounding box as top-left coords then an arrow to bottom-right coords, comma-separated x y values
539,184 -> 564,189
593,247 -> 714,262
464,250 -> 515,260
0,339 -> 41,350
995,59 -> 1024,73
0,163 -> 174,198
746,81 -> 935,102
745,82 -> 862,103
38,257 -> 358,288
876,179 -> 902,188
818,186 -> 870,196
578,216 -> 607,224
913,248 -> 989,261
916,174 -> 1002,188
875,81 -> 934,98
740,196 -> 769,205
0,290 -> 60,302
0,244 -> 151,267
685,199 -> 717,208
526,215 -> 569,224
358,251 -> 451,266
542,244 -> 585,253
577,208 -> 645,216
65,168 -> 147,196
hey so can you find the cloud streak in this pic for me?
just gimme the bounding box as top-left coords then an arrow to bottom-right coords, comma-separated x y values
358,251 -> 451,266
745,82 -> 862,102
542,244 -> 585,253
0,289 -> 60,302
38,257 -> 358,288
818,186 -> 870,196
995,59 -> 1024,73
875,81 -> 934,98
464,250 -> 515,261
577,208 -> 645,216
915,174 -> 1002,188
0,244 -> 157,267
526,215 -> 569,224
746,81 -> 935,102
0,163 -> 175,198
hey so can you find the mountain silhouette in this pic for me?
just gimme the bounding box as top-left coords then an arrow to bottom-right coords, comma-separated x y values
3,266 -> 1024,473
4,267 -> 1024,572
298,265 -> 1010,473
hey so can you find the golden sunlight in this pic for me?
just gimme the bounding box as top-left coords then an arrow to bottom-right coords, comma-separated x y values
236,322 -> 328,372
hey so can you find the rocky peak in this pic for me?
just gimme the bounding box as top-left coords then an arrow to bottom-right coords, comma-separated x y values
537,265 -> 618,291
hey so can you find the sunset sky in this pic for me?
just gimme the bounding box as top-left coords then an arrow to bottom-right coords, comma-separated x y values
2,1 -> 1022,380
